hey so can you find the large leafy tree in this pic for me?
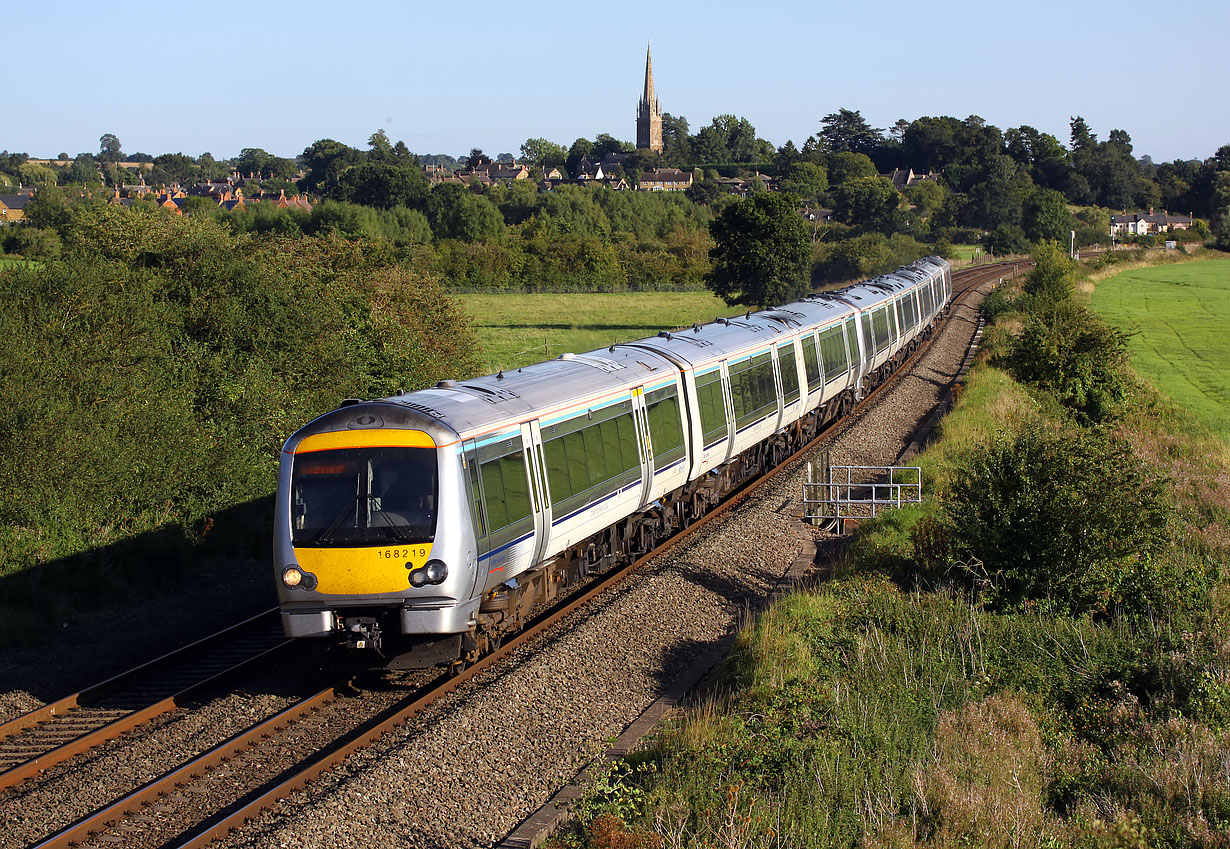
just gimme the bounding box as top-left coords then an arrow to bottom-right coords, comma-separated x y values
819,108 -> 883,157
519,138 -> 568,169
833,176 -> 904,234
299,139 -> 362,194
98,133 -> 123,163
707,192 -> 810,309
1022,187 -> 1076,244
693,115 -> 762,164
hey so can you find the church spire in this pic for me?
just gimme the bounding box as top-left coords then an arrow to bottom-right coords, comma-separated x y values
642,43 -> 656,108
636,42 -> 663,153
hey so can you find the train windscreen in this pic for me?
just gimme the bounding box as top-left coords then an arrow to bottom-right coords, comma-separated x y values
291,447 -> 437,546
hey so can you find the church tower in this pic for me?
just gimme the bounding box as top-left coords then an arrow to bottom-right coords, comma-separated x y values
636,44 -> 663,153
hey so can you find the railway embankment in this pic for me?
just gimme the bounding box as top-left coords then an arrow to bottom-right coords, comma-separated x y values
559,245 -> 1230,848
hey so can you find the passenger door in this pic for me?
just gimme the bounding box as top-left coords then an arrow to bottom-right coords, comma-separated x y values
520,421 -> 553,568
630,387 -> 654,509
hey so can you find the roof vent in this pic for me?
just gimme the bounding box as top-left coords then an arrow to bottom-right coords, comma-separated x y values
496,370 -> 504,380
558,352 -> 576,360
436,380 -> 457,388
658,331 -> 673,340
339,398 -> 363,407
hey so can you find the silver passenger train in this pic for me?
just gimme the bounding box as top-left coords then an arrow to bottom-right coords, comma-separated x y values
274,258 -> 953,667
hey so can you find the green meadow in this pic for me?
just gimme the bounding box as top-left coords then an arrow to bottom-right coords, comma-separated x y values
460,291 -> 741,374
1090,257 -> 1230,442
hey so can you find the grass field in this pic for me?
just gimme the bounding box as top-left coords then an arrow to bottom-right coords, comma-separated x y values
460,291 -> 741,373
1090,257 -> 1230,442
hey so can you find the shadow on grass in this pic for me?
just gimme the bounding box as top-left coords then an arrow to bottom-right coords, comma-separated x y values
0,496 -> 279,700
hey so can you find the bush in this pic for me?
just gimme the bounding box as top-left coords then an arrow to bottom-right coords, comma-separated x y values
929,422 -> 1194,617
1003,301 -> 1131,423
0,206 -> 479,604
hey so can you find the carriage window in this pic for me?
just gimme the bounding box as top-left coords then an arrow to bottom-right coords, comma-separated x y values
871,308 -> 891,352
543,405 -> 641,515
729,351 -> 776,429
819,325 -> 849,383
801,334 -> 822,391
777,343 -> 800,405
696,369 -> 728,447
645,385 -> 686,466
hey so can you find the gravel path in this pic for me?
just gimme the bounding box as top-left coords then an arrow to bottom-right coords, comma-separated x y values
0,281 -> 988,849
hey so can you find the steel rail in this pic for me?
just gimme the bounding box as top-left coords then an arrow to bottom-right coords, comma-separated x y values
0,607 -> 285,790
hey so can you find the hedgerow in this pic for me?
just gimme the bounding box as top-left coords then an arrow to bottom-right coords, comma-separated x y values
0,206 -> 478,639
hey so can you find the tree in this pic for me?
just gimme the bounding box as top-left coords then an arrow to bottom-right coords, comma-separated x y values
1022,187 -> 1076,244
962,154 -> 1030,231
566,138 -> 594,176
23,187 -> 74,232
903,179 -> 947,218
300,139 -> 362,194
520,138 -> 568,169
150,153 -> 200,186
368,129 -> 394,163
59,156 -> 101,186
819,108 -> 883,157
827,151 -> 877,186
660,113 -> 692,165
425,183 -> 504,241
337,161 -> 428,210
693,115 -> 761,163
778,162 -> 829,204
98,133 -> 123,163
465,149 -> 492,170
833,176 -> 904,234
1069,116 -> 1096,151
707,192 -> 810,308
592,134 -> 633,160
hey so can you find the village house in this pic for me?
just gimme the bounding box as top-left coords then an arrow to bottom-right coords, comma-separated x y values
639,167 -> 693,191
881,168 -> 940,190
1110,209 -> 1195,236
0,195 -> 31,223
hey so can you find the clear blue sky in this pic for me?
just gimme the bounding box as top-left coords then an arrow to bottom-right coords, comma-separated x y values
6,0 -> 1227,165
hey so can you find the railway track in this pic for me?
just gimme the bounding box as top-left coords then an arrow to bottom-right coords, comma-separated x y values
10,258 -> 1016,849
0,609 -> 288,794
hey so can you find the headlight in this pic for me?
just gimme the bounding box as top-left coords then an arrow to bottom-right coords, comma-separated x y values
408,560 -> 447,587
282,566 -> 317,590
424,559 -> 448,584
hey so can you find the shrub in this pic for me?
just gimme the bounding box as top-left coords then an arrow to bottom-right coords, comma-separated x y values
0,206 -> 479,635
930,422 -> 1191,617
1003,301 -> 1132,423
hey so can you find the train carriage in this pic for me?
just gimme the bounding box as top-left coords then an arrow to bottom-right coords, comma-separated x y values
274,257 -> 952,668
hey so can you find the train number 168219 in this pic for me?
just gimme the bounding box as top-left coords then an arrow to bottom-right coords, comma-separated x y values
381,547 -> 429,561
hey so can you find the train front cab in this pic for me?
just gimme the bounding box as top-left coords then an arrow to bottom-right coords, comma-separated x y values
274,407 -> 481,666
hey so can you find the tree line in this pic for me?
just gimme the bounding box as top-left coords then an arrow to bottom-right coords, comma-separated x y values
4,112 -> 1229,293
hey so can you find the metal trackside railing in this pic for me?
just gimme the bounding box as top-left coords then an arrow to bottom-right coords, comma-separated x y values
802,460 -> 922,530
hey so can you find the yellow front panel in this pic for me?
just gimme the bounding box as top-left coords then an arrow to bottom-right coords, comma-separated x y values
295,429 -> 436,454
294,544 -> 433,595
